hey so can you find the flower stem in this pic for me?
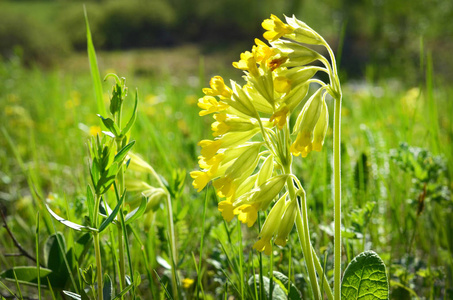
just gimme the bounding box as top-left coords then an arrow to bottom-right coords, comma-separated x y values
165,193 -> 179,300
333,94 -> 342,300
285,169 -> 320,300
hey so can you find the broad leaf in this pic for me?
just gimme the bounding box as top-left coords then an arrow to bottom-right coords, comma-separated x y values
341,250 -> 389,300
273,271 -> 302,300
1,267 -> 52,286
248,275 -> 286,299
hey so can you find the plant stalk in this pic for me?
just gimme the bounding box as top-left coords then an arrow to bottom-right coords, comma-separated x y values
284,168 -> 320,300
333,94 -> 342,300
93,194 -> 103,300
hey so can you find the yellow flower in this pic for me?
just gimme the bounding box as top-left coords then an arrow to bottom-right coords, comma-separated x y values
211,113 -> 257,137
182,278 -> 195,289
218,200 -> 235,222
235,203 -> 260,227
253,39 -> 275,64
312,98 -> 329,151
213,176 -> 236,198
291,88 -> 324,157
190,171 -> 212,192
202,76 -> 232,99
89,126 -> 102,136
233,51 -> 259,76
198,96 -> 229,116
198,139 -> 222,160
262,14 -> 294,42
270,106 -> 290,130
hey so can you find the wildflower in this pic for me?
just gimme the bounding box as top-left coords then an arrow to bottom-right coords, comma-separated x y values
253,39 -> 275,64
291,88 -> 325,157
203,76 -> 232,99
89,126 -> 102,136
198,96 -> 229,116
262,14 -> 294,42
233,51 -> 259,76
270,106 -> 290,130
211,113 -> 257,137
182,278 -> 195,289
190,171 -> 212,192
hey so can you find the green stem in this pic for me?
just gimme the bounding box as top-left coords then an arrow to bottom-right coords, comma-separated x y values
116,137 -> 126,296
333,94 -> 342,300
297,190 -> 321,300
93,233 -> 103,300
285,169 -> 320,300
165,193 -> 179,300
93,194 -> 103,300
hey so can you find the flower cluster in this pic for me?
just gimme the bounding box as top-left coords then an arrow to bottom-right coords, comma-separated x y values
191,14 -> 341,254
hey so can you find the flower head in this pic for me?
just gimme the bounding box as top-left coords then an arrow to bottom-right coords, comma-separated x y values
262,14 -> 294,41
202,76 -> 232,99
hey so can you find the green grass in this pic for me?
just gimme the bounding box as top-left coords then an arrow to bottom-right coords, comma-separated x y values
0,46 -> 452,299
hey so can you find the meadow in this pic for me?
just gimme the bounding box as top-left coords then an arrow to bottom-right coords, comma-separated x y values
1,2 -> 453,300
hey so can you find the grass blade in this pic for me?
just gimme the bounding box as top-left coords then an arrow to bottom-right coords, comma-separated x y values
84,5 -> 106,117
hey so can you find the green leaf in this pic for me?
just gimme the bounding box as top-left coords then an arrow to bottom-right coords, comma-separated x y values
84,6 -> 105,117
122,90 -> 139,136
272,271 -> 303,300
97,115 -> 120,137
103,274 -> 113,300
98,191 -> 125,232
341,250 -> 389,300
63,291 -> 81,300
113,140 -> 136,166
1,267 -> 52,286
248,275 -> 286,299
46,204 -> 97,232
125,196 -> 147,224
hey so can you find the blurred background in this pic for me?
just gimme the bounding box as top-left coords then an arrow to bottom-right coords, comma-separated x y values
1,0 -> 453,82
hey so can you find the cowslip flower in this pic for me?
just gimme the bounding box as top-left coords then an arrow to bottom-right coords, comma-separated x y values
262,14 -> 294,42
192,14 -> 338,256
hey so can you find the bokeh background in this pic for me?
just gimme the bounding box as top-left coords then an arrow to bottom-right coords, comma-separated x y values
1,0 -> 453,81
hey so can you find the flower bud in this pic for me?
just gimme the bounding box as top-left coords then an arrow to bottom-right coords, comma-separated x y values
253,194 -> 287,255
274,199 -> 297,246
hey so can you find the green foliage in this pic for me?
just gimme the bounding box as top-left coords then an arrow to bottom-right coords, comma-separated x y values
0,9 -> 70,66
341,251 -> 389,300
